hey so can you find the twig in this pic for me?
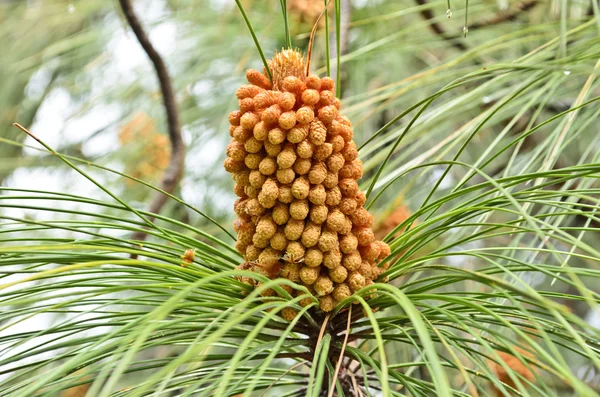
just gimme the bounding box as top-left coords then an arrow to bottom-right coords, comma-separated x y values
348,369 -> 364,397
117,0 -> 185,248
314,314 -> 331,352
306,0 -> 331,76
414,0 -> 468,52
415,0 -> 538,52
466,0 -> 538,31
261,360 -> 308,397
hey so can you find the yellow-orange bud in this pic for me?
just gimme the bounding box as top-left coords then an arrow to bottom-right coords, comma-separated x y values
285,241 -> 305,262
281,307 -> 298,321
224,158 -> 245,173
291,177 -> 310,199
281,261 -> 301,282
305,248 -> 323,267
340,233 -> 358,254
264,141 -> 282,157
319,295 -> 335,312
293,158 -> 312,175
245,198 -> 264,216
326,209 -> 346,232
305,75 -> 321,90
253,121 -> 269,141
276,168 -> 295,184
296,140 -> 314,159
246,69 -> 272,90
249,170 -> 266,188
299,265 -> 320,285
301,89 -> 320,106
309,204 -> 329,224
317,105 -> 337,124
339,198 -> 357,215
332,283 -> 351,302
244,137 -> 263,153
279,111 -> 297,130
314,275 -> 334,296
258,179 -> 279,208
290,199 -> 310,220
288,124 -> 308,143
245,244 -> 261,261
318,230 -> 339,252
308,120 -> 327,146
343,251 -> 362,271
239,110 -> 258,130
314,143 -> 333,161
326,153 -> 345,173
301,222 -> 321,247
262,104 -> 282,125
308,184 -> 326,205
272,203 -> 290,225
270,229 -> 288,251
339,178 -> 359,198
278,185 -> 294,204
329,266 -> 348,284
296,106 -> 315,124
284,219 -> 305,241
268,127 -> 286,144
277,148 -> 297,169
308,162 -> 327,185
347,271 -> 366,291
323,249 -> 342,269
244,153 -> 262,170
323,172 -> 338,189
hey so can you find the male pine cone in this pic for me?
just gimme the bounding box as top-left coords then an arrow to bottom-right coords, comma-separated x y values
226,49 -> 390,319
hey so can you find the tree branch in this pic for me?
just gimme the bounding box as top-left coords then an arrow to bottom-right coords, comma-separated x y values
466,0 -> 538,31
414,0 -> 468,52
415,0 -> 539,52
117,0 -> 185,247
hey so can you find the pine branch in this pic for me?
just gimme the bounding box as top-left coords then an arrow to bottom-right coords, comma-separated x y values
414,0 -> 468,52
467,0 -> 538,31
117,0 -> 185,247
415,0 -> 539,52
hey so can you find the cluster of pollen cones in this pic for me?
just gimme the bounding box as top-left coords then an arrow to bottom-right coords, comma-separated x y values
225,49 -> 390,320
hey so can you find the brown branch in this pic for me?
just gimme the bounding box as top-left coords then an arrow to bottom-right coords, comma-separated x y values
414,0 -> 468,52
415,0 -> 538,52
117,0 -> 185,247
467,0 -> 538,31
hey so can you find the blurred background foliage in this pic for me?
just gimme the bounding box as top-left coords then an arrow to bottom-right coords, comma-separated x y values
1,0 -> 597,225
1,0 -> 600,395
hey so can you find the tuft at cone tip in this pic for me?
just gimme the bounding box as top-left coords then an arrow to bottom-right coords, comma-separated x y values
268,48 -> 306,91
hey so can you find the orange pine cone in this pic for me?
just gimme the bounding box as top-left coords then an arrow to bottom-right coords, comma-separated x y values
224,49 -> 390,316
489,347 -> 536,396
118,112 -> 171,184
